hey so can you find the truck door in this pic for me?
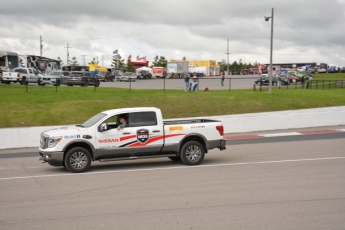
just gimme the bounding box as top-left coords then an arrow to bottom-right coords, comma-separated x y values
129,111 -> 164,155
95,114 -> 133,157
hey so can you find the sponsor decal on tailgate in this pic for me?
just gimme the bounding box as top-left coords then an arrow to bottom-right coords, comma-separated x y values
169,126 -> 184,131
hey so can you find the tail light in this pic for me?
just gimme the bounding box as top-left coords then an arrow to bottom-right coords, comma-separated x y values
79,77 -> 83,80
17,73 -> 20,78
216,125 -> 224,136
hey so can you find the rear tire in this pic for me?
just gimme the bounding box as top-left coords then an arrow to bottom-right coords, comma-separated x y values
64,147 -> 91,173
20,78 -> 26,85
180,141 -> 205,165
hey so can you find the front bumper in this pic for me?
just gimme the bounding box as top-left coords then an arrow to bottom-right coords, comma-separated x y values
39,151 -> 64,166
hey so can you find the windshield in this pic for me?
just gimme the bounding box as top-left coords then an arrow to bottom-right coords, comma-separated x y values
49,72 -> 61,76
80,113 -> 107,127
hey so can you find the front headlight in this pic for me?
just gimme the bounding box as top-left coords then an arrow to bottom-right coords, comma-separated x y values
47,136 -> 63,148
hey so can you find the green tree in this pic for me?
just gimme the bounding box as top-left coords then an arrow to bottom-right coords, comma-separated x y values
69,57 -> 79,66
127,60 -> 135,72
57,57 -> 64,66
151,55 -> 167,67
111,54 -> 126,72
88,57 -> 99,65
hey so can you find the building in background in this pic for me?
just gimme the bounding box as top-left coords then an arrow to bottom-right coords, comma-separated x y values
171,59 -> 220,76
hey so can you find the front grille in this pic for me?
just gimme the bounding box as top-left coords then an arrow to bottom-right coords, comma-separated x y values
40,134 -> 49,149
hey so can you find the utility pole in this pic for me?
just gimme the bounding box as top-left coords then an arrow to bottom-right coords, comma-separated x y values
40,36 -> 43,56
64,43 -> 70,65
81,55 -> 87,66
265,8 -> 274,94
225,38 -> 230,74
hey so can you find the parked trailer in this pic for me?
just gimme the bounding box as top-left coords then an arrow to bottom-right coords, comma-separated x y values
152,67 -> 167,78
167,61 -> 189,78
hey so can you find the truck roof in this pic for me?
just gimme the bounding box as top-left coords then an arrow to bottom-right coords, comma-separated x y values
102,107 -> 160,115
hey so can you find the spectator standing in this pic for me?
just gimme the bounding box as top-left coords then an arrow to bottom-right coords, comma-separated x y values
300,76 -> 305,89
221,72 -> 225,86
184,73 -> 190,92
277,75 -> 281,87
192,75 -> 198,91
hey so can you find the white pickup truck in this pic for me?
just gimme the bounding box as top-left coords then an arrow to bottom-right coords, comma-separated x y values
39,107 -> 226,173
1,67 -> 43,85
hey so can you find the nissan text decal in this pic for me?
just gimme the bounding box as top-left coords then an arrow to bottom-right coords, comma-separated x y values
137,129 -> 149,144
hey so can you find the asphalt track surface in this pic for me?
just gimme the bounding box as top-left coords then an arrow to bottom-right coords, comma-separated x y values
0,132 -> 344,229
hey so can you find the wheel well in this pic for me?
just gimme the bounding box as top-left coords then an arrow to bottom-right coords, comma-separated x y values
179,136 -> 207,154
64,142 -> 94,161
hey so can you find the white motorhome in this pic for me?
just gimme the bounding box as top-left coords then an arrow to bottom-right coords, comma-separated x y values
0,50 -> 19,73
18,55 -> 61,74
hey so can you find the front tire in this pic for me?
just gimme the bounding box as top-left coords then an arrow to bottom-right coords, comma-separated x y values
180,141 -> 205,165
54,79 -> 61,86
64,147 -> 91,173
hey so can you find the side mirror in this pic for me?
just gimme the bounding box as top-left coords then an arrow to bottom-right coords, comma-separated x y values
98,123 -> 108,132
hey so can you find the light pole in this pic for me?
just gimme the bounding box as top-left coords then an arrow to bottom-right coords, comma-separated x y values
265,8 -> 274,94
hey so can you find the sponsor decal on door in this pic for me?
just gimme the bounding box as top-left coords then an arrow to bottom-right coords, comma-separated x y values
137,129 -> 149,144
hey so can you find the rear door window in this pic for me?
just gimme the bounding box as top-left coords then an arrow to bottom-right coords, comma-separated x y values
130,112 -> 157,127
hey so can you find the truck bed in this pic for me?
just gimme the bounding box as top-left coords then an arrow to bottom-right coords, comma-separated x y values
163,119 -> 220,125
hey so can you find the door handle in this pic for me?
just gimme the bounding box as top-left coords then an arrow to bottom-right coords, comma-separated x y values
152,130 -> 160,133
123,132 -> 131,134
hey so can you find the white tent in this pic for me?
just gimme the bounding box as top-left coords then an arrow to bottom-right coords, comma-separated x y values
136,66 -> 153,72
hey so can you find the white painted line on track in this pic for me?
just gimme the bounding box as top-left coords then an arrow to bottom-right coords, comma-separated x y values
1,156 -> 345,181
259,132 -> 302,137
336,129 -> 345,132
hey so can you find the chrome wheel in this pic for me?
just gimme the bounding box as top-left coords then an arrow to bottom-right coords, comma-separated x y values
180,141 -> 205,165
70,152 -> 88,169
185,145 -> 202,162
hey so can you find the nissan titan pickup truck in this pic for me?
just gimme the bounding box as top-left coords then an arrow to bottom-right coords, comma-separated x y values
39,107 -> 226,173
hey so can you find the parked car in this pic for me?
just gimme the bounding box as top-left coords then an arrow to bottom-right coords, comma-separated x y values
287,71 -> 303,77
278,75 -> 291,85
96,72 -> 115,82
119,72 -> 136,82
255,75 -> 278,86
328,66 -> 338,73
41,71 -> 71,86
137,70 -> 152,79
286,74 -> 300,83
307,68 -> 316,73
66,71 -> 100,87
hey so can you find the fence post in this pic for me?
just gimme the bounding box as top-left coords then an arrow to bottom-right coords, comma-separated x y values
229,78 -> 231,91
316,80 -> 318,90
129,78 -> 132,91
310,80 -> 312,90
26,80 -> 28,92
163,77 -> 166,91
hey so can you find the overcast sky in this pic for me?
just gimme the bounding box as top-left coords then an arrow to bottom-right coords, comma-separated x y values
1,0 -> 345,67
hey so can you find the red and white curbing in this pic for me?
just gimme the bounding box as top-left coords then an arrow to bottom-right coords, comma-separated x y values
224,129 -> 345,140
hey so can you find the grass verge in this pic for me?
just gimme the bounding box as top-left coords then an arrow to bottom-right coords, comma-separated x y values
0,84 -> 345,128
